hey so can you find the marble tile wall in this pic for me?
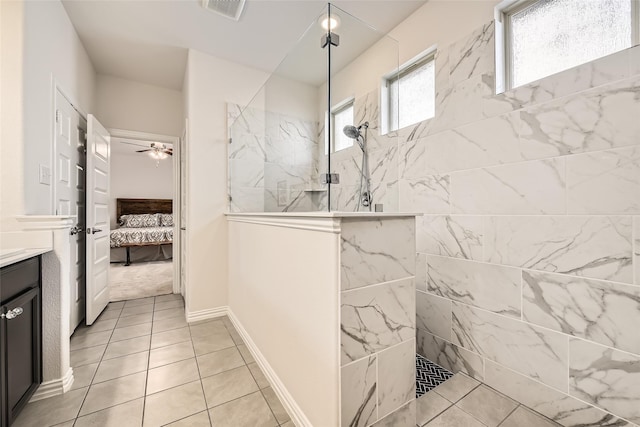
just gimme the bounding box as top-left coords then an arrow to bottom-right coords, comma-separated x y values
400,19 -> 640,427
227,103 -> 321,212
340,218 -> 416,427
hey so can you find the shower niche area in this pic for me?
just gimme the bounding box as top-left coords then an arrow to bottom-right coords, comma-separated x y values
227,4 -> 419,427
228,4 -> 400,214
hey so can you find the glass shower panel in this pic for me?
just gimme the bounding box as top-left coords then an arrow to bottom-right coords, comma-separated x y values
229,7 -> 329,213
326,4 -> 399,212
228,3 -> 399,213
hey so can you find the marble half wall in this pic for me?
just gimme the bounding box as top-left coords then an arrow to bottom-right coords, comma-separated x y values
340,217 -> 416,427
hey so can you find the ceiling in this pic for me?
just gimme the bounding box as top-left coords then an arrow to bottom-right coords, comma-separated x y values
62,0 -> 427,90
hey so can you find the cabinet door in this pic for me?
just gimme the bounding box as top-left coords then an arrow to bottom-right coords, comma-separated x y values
1,287 -> 41,426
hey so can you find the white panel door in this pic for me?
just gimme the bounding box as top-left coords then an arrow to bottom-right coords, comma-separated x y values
86,114 -> 111,325
54,91 -> 86,334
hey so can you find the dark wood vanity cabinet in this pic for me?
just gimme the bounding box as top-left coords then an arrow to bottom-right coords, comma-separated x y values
0,257 -> 42,427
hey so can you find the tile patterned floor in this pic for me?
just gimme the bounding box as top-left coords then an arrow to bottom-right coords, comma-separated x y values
14,295 -> 292,427
415,355 -> 453,398
417,372 -> 562,427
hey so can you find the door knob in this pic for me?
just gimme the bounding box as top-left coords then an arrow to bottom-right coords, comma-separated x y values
86,227 -> 103,234
1,307 -> 24,320
70,225 -> 84,235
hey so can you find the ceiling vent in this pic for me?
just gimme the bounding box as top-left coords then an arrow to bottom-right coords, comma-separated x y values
201,0 -> 246,21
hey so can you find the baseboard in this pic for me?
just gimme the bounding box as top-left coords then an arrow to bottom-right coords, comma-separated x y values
227,309 -> 312,427
185,305 -> 229,323
30,368 -> 74,402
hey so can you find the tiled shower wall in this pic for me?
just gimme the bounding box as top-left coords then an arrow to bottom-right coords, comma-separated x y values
227,103 -> 322,212
340,218 -> 416,427
402,21 -> 640,427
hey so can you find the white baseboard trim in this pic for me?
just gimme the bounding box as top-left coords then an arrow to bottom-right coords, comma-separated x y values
30,368 -> 74,402
227,309 -> 311,427
185,306 -> 229,323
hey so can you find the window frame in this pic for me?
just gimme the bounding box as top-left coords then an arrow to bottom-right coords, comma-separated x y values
495,0 -> 640,93
329,97 -> 355,154
382,46 -> 437,134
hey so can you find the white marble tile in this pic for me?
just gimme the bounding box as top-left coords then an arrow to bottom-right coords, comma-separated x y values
452,302 -> 568,390
430,75 -> 484,135
485,360 -> 631,427
371,400 -> 415,427
340,218 -> 415,290
398,137 -> 428,180
415,253 -> 427,292
416,215 -> 483,261
341,278 -> 415,364
341,355 -> 377,427
424,113 -> 524,174
228,159 -> 264,189
330,184 -> 360,212
449,21 -> 495,85
416,329 -> 484,381
354,90 -> 396,152
416,291 -> 451,340
484,216 -> 633,284
484,48 -> 631,118
398,176 -> 450,214
427,255 -> 521,318
567,146 -> 640,214
378,340 -> 415,418
570,338 -> 640,424
635,217 -> 640,286
450,158 -> 565,214
263,162 -> 309,189
264,136 -> 294,165
630,45 -> 640,77
229,187 -> 264,213
229,134 -> 266,165
519,76 -> 640,159
523,270 -> 640,355
368,144 -> 398,185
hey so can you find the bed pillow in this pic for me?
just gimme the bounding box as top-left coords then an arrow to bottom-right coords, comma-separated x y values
119,213 -> 160,228
159,213 -> 174,227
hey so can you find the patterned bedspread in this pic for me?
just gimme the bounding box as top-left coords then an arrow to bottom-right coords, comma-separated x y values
110,226 -> 173,248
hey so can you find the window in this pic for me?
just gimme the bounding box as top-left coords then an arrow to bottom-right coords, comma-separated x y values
331,100 -> 354,152
500,0 -> 638,90
385,52 -> 435,132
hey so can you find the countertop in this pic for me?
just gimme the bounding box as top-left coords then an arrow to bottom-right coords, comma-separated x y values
225,211 -> 420,218
0,248 -> 51,268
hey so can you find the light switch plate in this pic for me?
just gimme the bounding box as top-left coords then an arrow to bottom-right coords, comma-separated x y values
39,165 -> 51,185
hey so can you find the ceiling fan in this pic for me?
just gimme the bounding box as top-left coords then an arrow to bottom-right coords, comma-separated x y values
135,142 -> 173,157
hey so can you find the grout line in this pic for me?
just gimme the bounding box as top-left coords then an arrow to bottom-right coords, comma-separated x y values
496,404 -> 521,427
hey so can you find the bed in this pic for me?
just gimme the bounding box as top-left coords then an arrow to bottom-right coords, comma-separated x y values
110,198 -> 173,266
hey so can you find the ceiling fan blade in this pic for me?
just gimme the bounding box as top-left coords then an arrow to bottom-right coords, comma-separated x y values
162,150 -> 173,155
136,149 -> 152,153
120,141 -> 150,148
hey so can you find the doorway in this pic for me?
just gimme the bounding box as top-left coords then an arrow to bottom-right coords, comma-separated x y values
107,130 -> 181,302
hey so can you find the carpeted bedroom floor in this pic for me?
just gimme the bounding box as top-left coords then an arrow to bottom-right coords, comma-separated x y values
109,260 -> 173,301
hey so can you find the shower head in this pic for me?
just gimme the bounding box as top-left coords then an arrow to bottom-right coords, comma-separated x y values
343,125 -> 361,140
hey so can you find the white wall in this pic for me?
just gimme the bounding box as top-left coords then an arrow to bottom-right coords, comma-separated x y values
184,49 -> 268,314
228,219 -> 340,427
22,0 -> 96,215
109,151 -> 174,227
95,75 -> 183,137
0,0 -> 25,229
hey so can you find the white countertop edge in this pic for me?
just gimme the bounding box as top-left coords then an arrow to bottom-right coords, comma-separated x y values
225,211 -> 420,218
16,215 -> 76,230
225,212 -> 419,234
0,247 -> 52,268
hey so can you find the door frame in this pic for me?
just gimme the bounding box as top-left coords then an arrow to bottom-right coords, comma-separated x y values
108,128 -> 182,295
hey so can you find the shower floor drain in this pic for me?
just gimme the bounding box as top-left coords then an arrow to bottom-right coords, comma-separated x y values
416,354 -> 453,398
